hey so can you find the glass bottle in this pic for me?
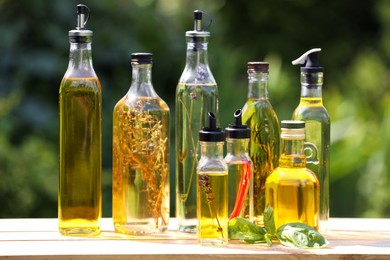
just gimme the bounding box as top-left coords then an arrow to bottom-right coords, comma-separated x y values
265,120 -> 320,230
197,112 -> 228,246
176,10 -> 219,233
291,48 -> 330,232
224,109 -> 253,221
241,62 -> 280,226
112,53 -> 170,235
58,4 -> 102,236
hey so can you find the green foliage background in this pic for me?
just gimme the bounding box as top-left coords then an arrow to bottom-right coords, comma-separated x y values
0,0 -> 389,218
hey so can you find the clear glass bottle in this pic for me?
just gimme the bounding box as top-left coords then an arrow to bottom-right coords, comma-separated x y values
58,4 -> 102,236
265,120 -> 320,230
224,109 -> 253,221
197,112 -> 228,246
241,62 -> 280,226
176,10 -> 219,233
112,53 -> 170,235
291,48 -> 330,232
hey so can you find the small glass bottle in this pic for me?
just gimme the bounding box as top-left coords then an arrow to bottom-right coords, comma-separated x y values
112,53 -> 170,235
291,48 -> 330,232
241,62 -> 280,226
197,112 -> 228,246
265,120 -> 320,230
176,10 -> 219,233
224,109 -> 253,221
58,4 -> 102,236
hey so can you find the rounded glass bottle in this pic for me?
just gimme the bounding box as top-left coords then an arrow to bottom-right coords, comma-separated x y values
241,62 -> 280,226
176,11 -> 219,233
265,120 -> 320,230
112,53 -> 170,235
197,113 -> 228,246
58,4 -> 102,236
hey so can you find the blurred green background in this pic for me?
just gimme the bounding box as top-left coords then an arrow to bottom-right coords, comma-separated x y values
0,0 -> 389,218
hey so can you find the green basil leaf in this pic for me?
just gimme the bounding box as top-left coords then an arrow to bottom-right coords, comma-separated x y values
228,217 -> 266,243
265,233 -> 275,246
263,205 -> 276,235
276,222 -> 329,249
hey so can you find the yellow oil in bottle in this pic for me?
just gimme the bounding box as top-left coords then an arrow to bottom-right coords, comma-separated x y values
59,77 -> 102,236
197,171 -> 228,246
265,154 -> 320,230
112,97 -> 170,235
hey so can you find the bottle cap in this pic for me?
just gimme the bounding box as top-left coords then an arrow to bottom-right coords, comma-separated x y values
199,112 -> 225,142
247,62 -> 269,73
185,10 -> 211,38
131,53 -> 153,64
292,48 -> 323,73
280,120 -> 305,139
69,4 -> 93,43
225,109 -> 250,139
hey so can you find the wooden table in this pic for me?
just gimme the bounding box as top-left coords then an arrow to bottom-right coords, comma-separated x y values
0,218 -> 389,259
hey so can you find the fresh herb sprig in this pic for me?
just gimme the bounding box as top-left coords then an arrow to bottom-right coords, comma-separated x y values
228,207 -> 329,249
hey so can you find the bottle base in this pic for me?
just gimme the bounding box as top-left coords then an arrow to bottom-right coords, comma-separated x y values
198,238 -> 228,247
59,227 -> 100,236
178,225 -> 197,233
115,223 -> 168,235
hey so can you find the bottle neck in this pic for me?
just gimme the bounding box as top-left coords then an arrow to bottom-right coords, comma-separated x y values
248,72 -> 269,99
67,42 -> 95,77
226,138 -> 249,157
128,64 -> 157,97
200,141 -> 224,159
279,137 -> 306,168
300,71 -> 323,100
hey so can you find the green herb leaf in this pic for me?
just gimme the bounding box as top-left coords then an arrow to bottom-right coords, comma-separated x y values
265,233 -> 275,246
263,205 -> 276,235
276,222 -> 329,249
228,217 -> 266,243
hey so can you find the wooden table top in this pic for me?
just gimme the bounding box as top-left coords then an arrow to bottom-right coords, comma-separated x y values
0,218 -> 389,259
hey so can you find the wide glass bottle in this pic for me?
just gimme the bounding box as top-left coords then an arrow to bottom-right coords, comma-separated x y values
176,10 -> 219,233
224,109 -> 253,221
291,48 -> 330,232
265,120 -> 320,230
112,53 -> 170,235
197,112 -> 228,246
58,4 -> 102,236
241,62 -> 280,226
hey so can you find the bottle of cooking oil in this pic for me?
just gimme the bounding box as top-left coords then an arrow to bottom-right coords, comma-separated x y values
265,120 -> 320,230
176,10 -> 219,233
224,109 -> 253,222
112,53 -> 170,235
58,4 -> 102,236
291,48 -> 330,232
241,62 -> 280,227
197,112 -> 228,246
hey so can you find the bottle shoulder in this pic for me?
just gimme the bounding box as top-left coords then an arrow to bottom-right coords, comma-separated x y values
267,166 -> 319,183
59,77 -> 101,94
178,65 -> 217,85
198,157 -> 228,172
114,95 -> 170,113
292,104 -> 330,123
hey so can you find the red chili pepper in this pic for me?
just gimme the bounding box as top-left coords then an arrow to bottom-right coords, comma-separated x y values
229,161 -> 251,220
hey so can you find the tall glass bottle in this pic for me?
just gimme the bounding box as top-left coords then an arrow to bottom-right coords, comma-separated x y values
241,62 -> 280,226
112,53 -> 170,235
291,48 -> 330,232
224,109 -> 253,221
59,4 -> 102,236
176,10 -> 219,233
265,120 -> 320,230
197,113 -> 228,246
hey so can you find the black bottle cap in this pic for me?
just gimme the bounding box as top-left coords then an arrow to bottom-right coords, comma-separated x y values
292,48 -> 324,73
199,112 -> 225,142
225,109 -> 250,139
131,53 -> 153,64
186,10 -> 211,38
69,4 -> 92,42
247,62 -> 269,73
280,120 -> 305,129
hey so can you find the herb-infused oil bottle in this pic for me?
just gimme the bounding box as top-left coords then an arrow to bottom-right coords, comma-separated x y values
176,10 -> 219,233
265,120 -> 320,230
291,48 -> 330,232
241,62 -> 280,226
197,112 -> 228,246
224,109 -> 253,221
59,4 -> 102,236
112,53 -> 170,235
